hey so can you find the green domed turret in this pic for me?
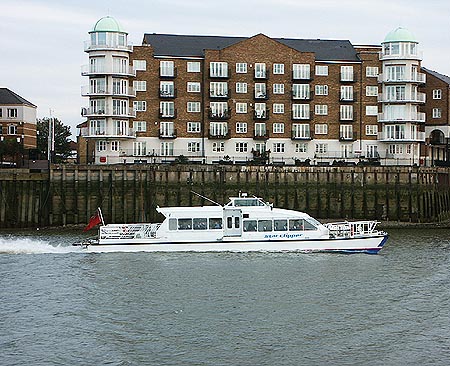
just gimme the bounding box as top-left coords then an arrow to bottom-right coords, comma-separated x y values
383,27 -> 417,43
90,16 -> 126,34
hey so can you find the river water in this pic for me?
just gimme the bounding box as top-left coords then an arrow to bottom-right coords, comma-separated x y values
1,228 -> 450,365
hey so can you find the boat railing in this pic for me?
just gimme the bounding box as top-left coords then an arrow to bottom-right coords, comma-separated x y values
100,223 -> 161,240
324,220 -> 382,238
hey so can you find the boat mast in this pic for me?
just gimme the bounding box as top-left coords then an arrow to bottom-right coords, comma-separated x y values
191,191 -> 222,206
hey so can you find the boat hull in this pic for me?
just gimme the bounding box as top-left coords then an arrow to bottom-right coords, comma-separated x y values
80,235 -> 388,254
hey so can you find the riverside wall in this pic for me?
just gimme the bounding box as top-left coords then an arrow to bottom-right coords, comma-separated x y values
1,164 -> 450,228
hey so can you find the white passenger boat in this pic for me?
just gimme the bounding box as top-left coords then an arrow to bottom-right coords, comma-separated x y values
75,193 -> 388,254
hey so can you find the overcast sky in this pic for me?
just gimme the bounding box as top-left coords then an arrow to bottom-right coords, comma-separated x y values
1,0 -> 449,138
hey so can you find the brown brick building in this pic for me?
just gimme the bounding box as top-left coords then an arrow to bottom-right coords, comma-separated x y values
80,17 -> 448,166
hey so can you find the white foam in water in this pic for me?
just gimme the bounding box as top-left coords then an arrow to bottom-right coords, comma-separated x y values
0,237 -> 81,254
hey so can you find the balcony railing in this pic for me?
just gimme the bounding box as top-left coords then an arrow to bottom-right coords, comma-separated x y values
209,69 -> 230,79
81,86 -> 136,97
208,109 -> 231,120
81,107 -> 136,118
291,111 -> 312,121
378,50 -> 423,61
340,73 -> 357,83
84,40 -> 133,52
253,129 -> 270,140
209,90 -> 230,99
339,132 -> 357,141
292,91 -> 313,101
81,65 -> 136,77
254,70 -> 269,80
208,128 -> 231,139
254,91 -> 269,100
159,89 -> 177,98
377,73 -> 426,84
339,111 -> 357,122
253,110 -> 269,120
159,110 -> 177,119
339,93 -> 356,102
159,129 -> 177,139
377,131 -> 425,142
292,73 -> 313,82
377,92 -> 426,103
378,112 -> 426,123
82,128 -> 136,138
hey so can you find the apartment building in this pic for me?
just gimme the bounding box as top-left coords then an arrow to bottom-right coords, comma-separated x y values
0,87 -> 37,149
80,16 -> 443,166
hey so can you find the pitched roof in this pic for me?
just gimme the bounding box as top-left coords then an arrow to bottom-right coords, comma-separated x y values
142,33 -> 360,62
422,67 -> 450,85
0,88 -> 36,107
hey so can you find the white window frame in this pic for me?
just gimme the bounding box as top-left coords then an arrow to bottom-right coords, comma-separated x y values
314,105 -> 328,115
187,141 -> 201,152
272,103 -> 284,114
315,85 -> 328,96
187,61 -> 201,73
210,62 -> 228,78
272,142 -> 285,153
236,63 -> 247,74
366,106 -> 378,116
433,89 -> 442,99
366,86 -> 378,97
273,123 -> 284,134
295,143 -> 308,153
7,108 -> 18,119
433,108 -> 442,118
365,125 -> 378,136
134,121 -> 147,132
235,142 -> 248,153
236,103 -> 248,114
187,102 -> 201,113
315,65 -> 328,76
187,122 -> 201,133
315,124 -> 328,135
133,80 -> 147,92
187,82 -> 201,93
273,84 -> 285,94
236,122 -> 247,134
236,82 -> 248,94
97,140 -> 107,152
273,63 -> 285,75
366,67 -> 379,77
133,60 -> 146,71
160,61 -> 174,77
133,101 -> 147,112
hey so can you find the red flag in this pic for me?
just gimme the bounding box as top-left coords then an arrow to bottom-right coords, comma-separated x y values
83,208 -> 102,231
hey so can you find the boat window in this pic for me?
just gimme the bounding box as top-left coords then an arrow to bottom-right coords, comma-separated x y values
289,219 -> 303,231
227,217 -> 233,229
169,218 -> 177,231
233,199 -> 266,207
178,218 -> 192,230
243,220 -> 257,232
304,219 -> 318,230
235,217 -> 240,228
258,219 -> 272,232
274,219 -> 288,231
193,218 -> 207,230
209,218 -> 223,230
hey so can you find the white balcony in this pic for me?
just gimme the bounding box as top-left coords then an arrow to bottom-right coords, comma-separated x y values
379,50 -> 423,61
81,65 -> 136,77
81,86 -> 136,97
378,92 -> 426,104
378,73 -> 426,84
84,40 -> 133,52
378,112 -> 426,123
81,106 -> 136,118
82,127 -> 137,139
378,131 -> 425,142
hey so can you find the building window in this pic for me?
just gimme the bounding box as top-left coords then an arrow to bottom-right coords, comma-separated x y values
340,66 -> 354,81
254,63 -> 266,78
273,84 -> 285,94
340,85 -> 354,101
187,61 -> 201,72
236,122 -> 247,133
365,125 -> 378,136
315,143 -> 328,154
187,142 -> 201,152
386,65 -> 405,81
340,105 -> 354,120
433,108 -> 442,118
272,142 -> 285,153
187,122 -> 201,133
254,142 -> 266,154
366,86 -> 378,97
7,109 -> 18,119
90,119 -> 106,135
295,143 -> 308,153
210,62 -> 228,78
273,103 -> 284,114
273,63 -> 285,75
292,104 -> 310,120
134,121 -> 147,132
210,82 -> 228,97
0,108 -> 2,118
7,125 -> 17,135
187,102 -> 201,113
133,141 -> 146,156
366,145 -> 378,158
315,85 -> 328,96
160,141 -> 173,156
236,82 -> 247,94
113,120 -> 128,135
160,121 -> 174,137
292,84 -> 310,100
160,61 -> 174,77
315,65 -> 328,76
340,125 -> 353,139
366,106 -> 378,116
236,63 -> 247,73
235,142 -> 248,153
433,89 -> 442,99
212,141 -> 225,152
160,81 -> 174,97
292,124 -> 311,139
209,121 -> 228,136
273,123 -> 284,134
315,124 -> 328,135
187,82 -> 201,93
388,144 -> 403,155
366,67 -> 379,77
160,101 -> 175,117
133,60 -> 146,71
293,64 -> 310,79
236,103 -> 247,114
315,105 -> 328,115
111,141 -> 120,151
254,83 -> 267,99
133,101 -> 147,112
133,81 -> 147,92
97,140 -> 107,152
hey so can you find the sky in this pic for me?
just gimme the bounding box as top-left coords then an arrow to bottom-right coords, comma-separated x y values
0,0 -> 449,138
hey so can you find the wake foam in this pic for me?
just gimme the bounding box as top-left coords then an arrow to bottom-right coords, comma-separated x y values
0,237 -> 81,254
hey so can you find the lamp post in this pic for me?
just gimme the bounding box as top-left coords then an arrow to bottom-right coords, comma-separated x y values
48,109 -> 55,164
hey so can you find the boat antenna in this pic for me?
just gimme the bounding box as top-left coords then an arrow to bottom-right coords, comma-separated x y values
191,191 -> 222,206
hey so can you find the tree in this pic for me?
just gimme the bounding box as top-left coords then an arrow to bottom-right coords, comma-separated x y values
37,118 -> 72,163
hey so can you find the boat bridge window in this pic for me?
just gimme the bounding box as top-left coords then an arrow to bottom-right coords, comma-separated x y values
193,218 -> 207,230
274,219 -> 288,231
243,220 -> 257,232
209,218 -> 223,230
232,199 -> 266,207
258,219 -> 273,232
